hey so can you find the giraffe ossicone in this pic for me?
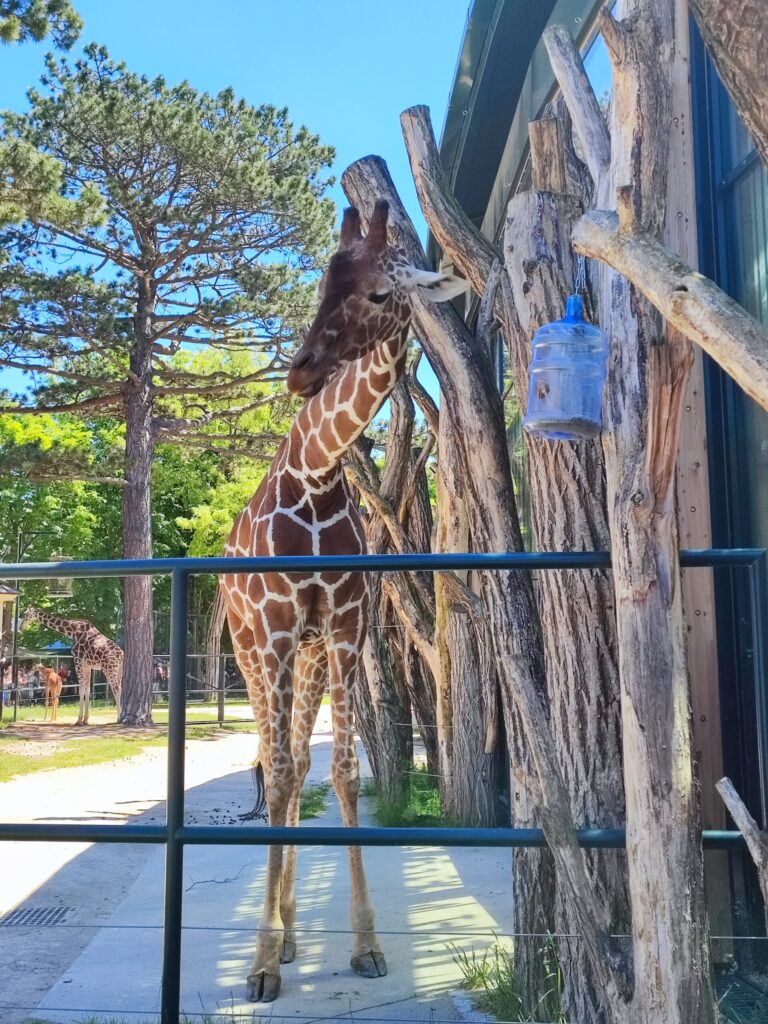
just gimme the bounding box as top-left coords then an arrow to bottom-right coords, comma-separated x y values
20,607 -> 123,725
221,198 -> 466,1002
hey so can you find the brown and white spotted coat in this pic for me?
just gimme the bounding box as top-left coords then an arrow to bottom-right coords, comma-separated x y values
220,201 -> 465,1002
20,607 -> 123,725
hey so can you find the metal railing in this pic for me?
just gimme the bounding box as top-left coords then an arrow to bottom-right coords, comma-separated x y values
0,547 -> 764,1023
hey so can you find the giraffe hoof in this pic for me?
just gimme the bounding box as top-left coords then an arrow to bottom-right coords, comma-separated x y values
351,951 -> 388,978
280,939 -> 297,964
246,970 -> 281,1002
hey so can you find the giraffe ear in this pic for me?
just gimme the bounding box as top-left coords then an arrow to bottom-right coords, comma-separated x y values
365,200 -> 390,254
391,265 -> 468,303
339,207 -> 362,248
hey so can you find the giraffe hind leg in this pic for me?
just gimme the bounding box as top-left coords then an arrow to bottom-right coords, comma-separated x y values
223,602 -> 286,1000
326,627 -> 387,979
279,639 -> 328,965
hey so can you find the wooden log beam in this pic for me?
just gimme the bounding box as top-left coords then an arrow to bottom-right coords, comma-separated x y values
341,152 -> 631,1005
689,0 -> 768,169
542,24 -> 611,202
716,777 -> 768,929
572,206 -> 768,413
400,104 -> 498,291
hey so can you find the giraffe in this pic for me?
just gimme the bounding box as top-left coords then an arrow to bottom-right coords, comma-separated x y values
20,607 -> 123,725
221,200 -> 466,1002
34,663 -> 63,722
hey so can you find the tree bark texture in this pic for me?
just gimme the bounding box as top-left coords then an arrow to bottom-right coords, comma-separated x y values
689,0 -> 768,169
399,446 -> 439,776
342,157 -> 631,1014
358,383 -> 415,801
402,102 -> 629,1022
120,282 -> 156,726
505,191 -> 629,1021
597,3 -> 716,1020
434,411 -> 500,827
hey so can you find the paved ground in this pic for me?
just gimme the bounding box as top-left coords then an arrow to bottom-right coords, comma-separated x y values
0,709 -> 510,1024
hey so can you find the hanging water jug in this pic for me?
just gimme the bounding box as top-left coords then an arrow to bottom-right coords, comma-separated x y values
522,294 -> 609,441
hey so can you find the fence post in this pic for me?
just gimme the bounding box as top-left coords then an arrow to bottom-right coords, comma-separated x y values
161,568 -> 188,1024
217,656 -> 225,727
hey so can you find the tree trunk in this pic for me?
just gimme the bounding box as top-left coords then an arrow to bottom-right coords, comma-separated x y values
505,194 -> 629,1021
689,0 -> 768,169
597,3 -> 716,1019
120,283 -> 156,726
434,411 -> 500,827
361,598 -> 413,801
343,159 -> 632,1015
402,102 -> 629,1021
205,586 -> 227,701
358,382 -> 417,801
401,447 -> 439,776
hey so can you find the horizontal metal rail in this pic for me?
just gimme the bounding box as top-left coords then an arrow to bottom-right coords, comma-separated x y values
0,547 -> 764,1023
0,821 -> 747,849
0,547 -> 764,578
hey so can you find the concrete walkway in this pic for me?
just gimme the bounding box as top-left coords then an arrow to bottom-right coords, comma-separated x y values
0,712 -> 510,1023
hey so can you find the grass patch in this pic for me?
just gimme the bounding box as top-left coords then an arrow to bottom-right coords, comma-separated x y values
0,732 -> 166,783
300,781 -> 331,819
363,764 -> 446,827
451,937 -> 566,1023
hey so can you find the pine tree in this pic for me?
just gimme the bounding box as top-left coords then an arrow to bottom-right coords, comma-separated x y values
0,45 -> 334,722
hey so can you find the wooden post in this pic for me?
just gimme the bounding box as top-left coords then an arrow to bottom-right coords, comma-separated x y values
666,0 -> 731,954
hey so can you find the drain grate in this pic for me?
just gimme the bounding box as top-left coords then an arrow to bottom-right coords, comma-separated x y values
1,906 -> 75,927
717,973 -> 768,1022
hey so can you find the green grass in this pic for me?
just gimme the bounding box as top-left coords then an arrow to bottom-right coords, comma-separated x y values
299,781 -> 331,819
363,764 -> 446,827
451,936 -> 566,1023
0,732 -> 166,783
1,700 -> 254,728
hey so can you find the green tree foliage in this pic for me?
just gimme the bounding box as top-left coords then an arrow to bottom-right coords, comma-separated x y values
0,45 -> 334,722
0,0 -> 81,49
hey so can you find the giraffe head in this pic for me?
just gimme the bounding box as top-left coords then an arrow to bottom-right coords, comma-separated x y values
287,200 -> 466,397
20,606 -> 41,630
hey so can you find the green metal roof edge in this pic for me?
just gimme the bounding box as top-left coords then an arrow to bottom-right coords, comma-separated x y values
438,0 -> 503,194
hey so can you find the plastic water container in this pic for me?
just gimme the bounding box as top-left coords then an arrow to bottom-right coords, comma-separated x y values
522,294 -> 609,441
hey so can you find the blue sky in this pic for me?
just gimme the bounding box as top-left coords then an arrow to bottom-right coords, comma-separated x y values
0,0 -> 471,238
0,0 -> 471,400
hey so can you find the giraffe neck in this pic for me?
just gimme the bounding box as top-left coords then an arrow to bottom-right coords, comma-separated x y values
34,612 -> 83,638
287,323 -> 409,481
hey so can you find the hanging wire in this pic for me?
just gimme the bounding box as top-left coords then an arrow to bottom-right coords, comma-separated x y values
574,253 -> 587,295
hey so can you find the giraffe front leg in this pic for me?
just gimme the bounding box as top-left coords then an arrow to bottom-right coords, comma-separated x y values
279,641 -> 327,964
327,631 -> 387,980
246,645 -> 297,1003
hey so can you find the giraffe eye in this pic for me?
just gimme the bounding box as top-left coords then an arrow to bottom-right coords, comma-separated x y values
367,291 -> 389,305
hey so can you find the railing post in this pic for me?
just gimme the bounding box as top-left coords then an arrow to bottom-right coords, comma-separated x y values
217,656 -> 225,726
161,568 -> 188,1024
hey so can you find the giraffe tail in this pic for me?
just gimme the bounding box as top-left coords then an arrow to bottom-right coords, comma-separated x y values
239,756 -> 267,822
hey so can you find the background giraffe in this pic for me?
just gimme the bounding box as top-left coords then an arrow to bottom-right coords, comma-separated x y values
221,200 -> 465,1002
33,663 -> 63,721
20,607 -> 123,725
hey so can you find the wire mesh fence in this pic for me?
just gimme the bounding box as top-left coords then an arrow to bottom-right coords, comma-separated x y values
0,548 -> 763,1023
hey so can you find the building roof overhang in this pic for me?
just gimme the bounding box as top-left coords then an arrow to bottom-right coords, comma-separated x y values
431,0 -> 558,265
